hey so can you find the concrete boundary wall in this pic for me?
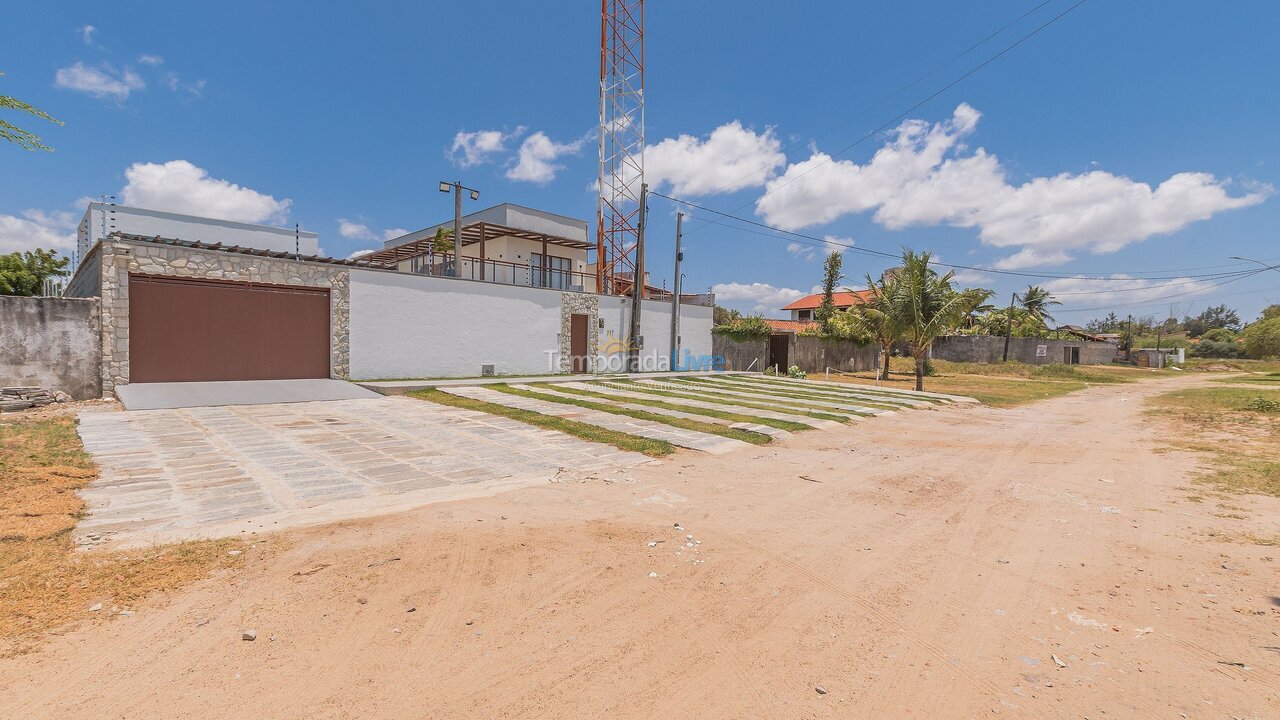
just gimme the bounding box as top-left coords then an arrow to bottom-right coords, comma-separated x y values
713,334 -> 878,374
348,270 -> 714,379
932,335 -> 1117,365
0,296 -> 102,399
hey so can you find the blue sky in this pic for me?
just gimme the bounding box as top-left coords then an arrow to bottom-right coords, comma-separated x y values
3,0 -> 1278,324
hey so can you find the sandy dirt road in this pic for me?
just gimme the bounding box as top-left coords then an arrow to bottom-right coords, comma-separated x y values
5,375 -> 1279,719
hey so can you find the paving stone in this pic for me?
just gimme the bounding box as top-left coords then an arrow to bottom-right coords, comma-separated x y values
75,396 -> 649,544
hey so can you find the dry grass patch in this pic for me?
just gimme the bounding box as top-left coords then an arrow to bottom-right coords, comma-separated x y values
1148,387 -> 1280,499
0,411 -> 248,656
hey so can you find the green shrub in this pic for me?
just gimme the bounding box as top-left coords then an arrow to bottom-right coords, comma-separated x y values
1243,317 -> 1280,359
1244,396 -> 1279,413
1192,339 -> 1246,359
787,365 -> 807,379
1200,328 -> 1237,343
712,315 -> 772,341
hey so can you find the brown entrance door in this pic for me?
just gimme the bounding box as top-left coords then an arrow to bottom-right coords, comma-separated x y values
129,274 -> 331,383
570,313 -> 589,373
768,334 -> 789,372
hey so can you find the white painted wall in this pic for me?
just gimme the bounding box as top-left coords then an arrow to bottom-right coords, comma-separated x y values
349,269 -> 715,379
349,270 -> 564,379
595,297 -> 714,372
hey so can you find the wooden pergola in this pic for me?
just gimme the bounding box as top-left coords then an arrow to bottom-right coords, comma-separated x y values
359,222 -> 593,274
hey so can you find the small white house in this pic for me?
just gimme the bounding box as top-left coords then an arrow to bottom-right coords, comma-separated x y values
374,203 -> 592,291
77,203 -> 319,265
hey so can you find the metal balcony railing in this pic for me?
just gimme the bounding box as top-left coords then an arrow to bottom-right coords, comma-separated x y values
409,252 -> 593,292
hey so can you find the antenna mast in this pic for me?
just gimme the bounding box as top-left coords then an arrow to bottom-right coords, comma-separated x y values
596,0 -> 645,295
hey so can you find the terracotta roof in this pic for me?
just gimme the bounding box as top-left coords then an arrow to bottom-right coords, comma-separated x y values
764,319 -> 817,333
780,289 -> 874,311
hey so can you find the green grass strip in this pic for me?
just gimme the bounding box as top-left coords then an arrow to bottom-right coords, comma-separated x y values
678,377 -> 907,411
603,381 -> 851,423
409,388 -> 674,457
739,374 -> 949,403
487,385 -> 773,445
718,375 -> 931,405
614,380 -> 871,419
537,383 -> 812,432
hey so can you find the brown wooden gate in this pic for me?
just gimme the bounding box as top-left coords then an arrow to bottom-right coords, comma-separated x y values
129,274 -> 331,383
768,334 -> 789,372
570,313 -> 589,373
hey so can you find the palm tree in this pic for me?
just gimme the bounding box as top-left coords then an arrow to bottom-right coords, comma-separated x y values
893,249 -> 969,391
1018,285 -> 1061,329
848,270 -> 905,381
2,71 -> 62,151
957,287 -> 996,329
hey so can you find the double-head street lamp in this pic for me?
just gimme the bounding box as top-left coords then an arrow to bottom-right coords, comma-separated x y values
439,180 -> 480,277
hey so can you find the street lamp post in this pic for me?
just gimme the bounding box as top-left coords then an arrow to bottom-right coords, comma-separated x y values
1230,256 -> 1280,274
439,180 -> 480,278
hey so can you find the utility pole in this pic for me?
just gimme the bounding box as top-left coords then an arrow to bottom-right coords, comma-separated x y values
627,183 -> 649,373
1001,291 -> 1017,362
439,180 -> 480,278
668,211 -> 684,372
1126,314 -> 1134,361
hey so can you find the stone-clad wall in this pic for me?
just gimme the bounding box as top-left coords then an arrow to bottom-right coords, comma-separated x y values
559,292 -> 600,372
98,240 -> 350,391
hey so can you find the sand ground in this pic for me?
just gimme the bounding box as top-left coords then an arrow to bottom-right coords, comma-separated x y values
4,375 -> 1278,719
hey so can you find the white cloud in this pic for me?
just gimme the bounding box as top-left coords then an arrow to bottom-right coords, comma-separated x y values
80,25 -> 96,45
645,121 -> 786,196
54,61 -> 145,101
337,219 -> 375,241
1042,274 -> 1216,309
756,103 -> 1270,268
785,242 -> 813,260
121,160 -> 291,224
710,281 -> 807,314
822,234 -> 851,254
338,220 -> 410,243
450,127 -> 524,167
0,209 -> 77,254
138,54 -> 164,66
506,132 -> 584,184
348,248 -> 378,259
786,235 -> 849,261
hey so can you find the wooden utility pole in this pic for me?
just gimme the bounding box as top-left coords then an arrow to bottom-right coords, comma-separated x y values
1001,291 -> 1017,362
626,183 -> 648,373
668,211 -> 684,371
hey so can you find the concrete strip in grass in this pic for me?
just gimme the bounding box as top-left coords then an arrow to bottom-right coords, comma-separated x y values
662,378 -> 894,415
694,375 -> 931,409
509,384 -> 793,440
633,379 -> 880,418
438,386 -> 751,455
571,382 -> 845,430
763,374 -> 980,404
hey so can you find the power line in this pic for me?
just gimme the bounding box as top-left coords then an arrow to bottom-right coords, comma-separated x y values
682,0 -> 1056,202
682,0 -> 1091,238
1055,271 -> 1272,313
653,190 -> 1264,282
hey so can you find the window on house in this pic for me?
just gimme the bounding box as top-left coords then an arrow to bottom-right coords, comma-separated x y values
797,309 -> 812,321
531,253 -> 572,289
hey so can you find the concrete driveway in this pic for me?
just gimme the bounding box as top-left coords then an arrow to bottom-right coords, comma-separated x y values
75,396 -> 649,546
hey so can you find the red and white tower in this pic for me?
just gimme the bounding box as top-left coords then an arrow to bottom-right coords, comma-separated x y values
596,0 -> 645,295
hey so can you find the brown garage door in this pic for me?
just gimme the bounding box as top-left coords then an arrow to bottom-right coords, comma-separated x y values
129,274 -> 331,383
